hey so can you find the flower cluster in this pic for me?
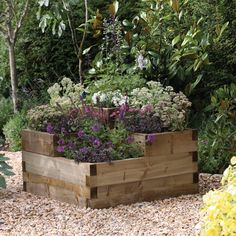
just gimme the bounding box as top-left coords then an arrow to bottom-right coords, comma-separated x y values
91,90 -> 128,108
130,81 -> 191,131
47,77 -> 85,109
112,104 -> 162,134
200,156 -> 236,236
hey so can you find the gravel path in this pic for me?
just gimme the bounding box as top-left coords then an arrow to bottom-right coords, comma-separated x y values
0,152 -> 221,236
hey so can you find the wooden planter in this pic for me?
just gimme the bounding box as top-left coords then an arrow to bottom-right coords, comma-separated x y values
21,129 -> 60,157
22,129 -> 198,208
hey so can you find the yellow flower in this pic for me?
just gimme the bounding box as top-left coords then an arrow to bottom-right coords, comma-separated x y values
231,156 -> 236,166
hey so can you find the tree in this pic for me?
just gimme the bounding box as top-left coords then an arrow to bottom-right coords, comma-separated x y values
0,0 -> 29,113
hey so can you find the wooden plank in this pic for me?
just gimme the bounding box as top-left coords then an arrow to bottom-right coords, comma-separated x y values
25,182 -> 49,197
21,129 -> 59,156
23,172 -> 91,198
95,157 -> 146,175
22,151 -> 91,186
88,183 -> 199,209
96,173 -> 195,198
133,129 -> 197,157
149,152 -> 193,166
87,156 -> 198,187
172,131 -> 197,153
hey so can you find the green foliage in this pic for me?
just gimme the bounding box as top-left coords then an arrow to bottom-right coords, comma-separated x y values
199,84 -> 236,174
3,112 -> 27,151
122,0 -> 228,95
86,64 -> 146,99
0,97 -> 13,135
0,154 -> 14,189
26,105 -> 64,132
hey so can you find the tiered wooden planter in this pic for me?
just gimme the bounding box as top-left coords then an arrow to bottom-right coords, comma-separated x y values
21,129 -> 198,208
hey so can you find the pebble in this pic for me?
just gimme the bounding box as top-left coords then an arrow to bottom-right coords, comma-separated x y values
0,152 -> 221,236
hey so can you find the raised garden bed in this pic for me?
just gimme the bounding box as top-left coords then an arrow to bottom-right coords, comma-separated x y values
22,129 -> 198,208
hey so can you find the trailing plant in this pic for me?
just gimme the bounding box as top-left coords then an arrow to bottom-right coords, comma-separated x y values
200,156 -> 236,235
55,110 -> 142,163
0,154 -> 14,188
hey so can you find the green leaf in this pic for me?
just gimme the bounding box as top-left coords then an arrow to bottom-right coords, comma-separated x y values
0,168 -> 15,176
172,35 -> 181,46
0,175 -> 6,189
215,22 -> 229,42
0,156 -> 9,161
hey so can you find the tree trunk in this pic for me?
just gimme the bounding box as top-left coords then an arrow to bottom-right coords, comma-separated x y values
8,43 -> 18,113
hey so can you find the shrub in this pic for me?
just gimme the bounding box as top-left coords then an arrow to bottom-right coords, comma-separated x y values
3,112 -> 27,151
0,154 -> 14,188
0,97 -> 13,135
200,157 -> 236,235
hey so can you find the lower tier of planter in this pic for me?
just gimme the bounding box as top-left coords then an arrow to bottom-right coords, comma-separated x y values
22,151 -> 198,208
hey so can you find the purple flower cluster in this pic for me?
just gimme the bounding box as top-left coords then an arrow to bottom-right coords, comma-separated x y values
113,106 -> 162,134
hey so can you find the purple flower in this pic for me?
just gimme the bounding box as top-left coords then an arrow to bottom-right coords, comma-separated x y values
146,134 -> 155,145
93,139 -> 102,147
80,147 -> 89,154
91,123 -> 101,132
46,123 -> 54,134
57,145 -> 65,153
58,139 -> 65,146
77,130 -> 85,139
127,136 -> 134,144
68,141 -> 75,150
61,127 -> 67,134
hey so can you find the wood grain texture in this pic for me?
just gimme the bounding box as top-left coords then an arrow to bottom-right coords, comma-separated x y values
21,129 -> 59,156
22,129 -> 199,208
22,151 -> 91,186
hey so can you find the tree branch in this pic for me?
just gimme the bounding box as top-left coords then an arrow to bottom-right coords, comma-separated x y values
78,0 -> 88,84
13,0 -> 29,41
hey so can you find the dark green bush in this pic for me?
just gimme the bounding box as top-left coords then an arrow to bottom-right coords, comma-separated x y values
0,97 -> 13,135
3,112 -> 27,152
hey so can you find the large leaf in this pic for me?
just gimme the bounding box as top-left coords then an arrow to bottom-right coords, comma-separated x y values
172,35 -> 181,46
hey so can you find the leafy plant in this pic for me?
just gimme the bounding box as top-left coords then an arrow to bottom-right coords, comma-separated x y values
199,84 -> 236,174
121,0 -> 228,94
0,154 -> 14,188
0,97 -> 13,135
3,112 -> 28,151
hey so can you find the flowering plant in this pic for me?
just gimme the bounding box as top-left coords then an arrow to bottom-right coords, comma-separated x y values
56,119 -> 142,163
91,90 -> 128,108
130,81 -> 191,131
200,156 -> 236,236
112,104 -> 162,134
27,105 -> 67,132
47,77 -> 85,109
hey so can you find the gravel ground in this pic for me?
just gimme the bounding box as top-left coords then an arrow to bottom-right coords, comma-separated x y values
0,152 -> 221,236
